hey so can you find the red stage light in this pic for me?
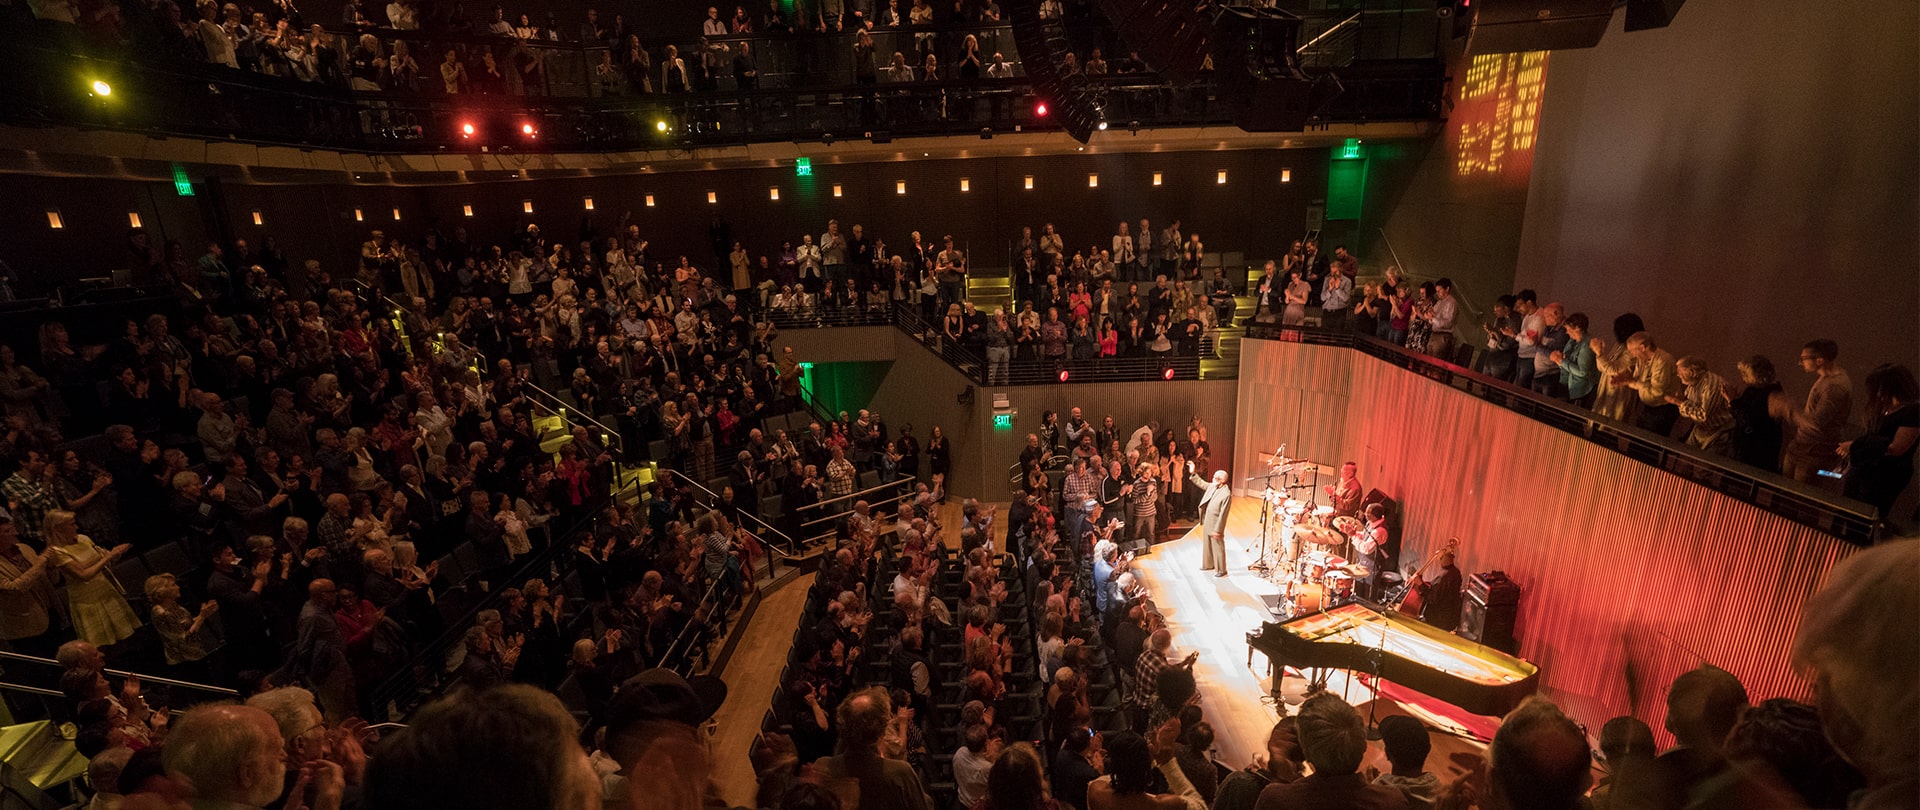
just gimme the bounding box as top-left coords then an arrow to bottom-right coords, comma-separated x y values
521,122 -> 537,138
460,122 -> 475,138
1163,367 -> 1176,380
1035,102 -> 1049,117
1058,369 -> 1070,383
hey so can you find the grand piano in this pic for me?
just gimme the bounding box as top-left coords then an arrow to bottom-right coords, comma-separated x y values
1247,602 -> 1540,718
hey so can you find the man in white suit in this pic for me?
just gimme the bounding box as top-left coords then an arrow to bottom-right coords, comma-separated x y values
1188,462 -> 1233,577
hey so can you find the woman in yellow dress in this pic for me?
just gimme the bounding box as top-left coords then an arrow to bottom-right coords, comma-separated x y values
42,510 -> 140,647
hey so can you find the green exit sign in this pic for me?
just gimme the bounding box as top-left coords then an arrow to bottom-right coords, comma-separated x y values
1339,138 -> 1364,160
993,413 -> 1013,429
172,164 -> 195,196
795,157 -> 812,177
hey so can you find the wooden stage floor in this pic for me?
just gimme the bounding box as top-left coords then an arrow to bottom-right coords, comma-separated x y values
1132,495 -> 1494,780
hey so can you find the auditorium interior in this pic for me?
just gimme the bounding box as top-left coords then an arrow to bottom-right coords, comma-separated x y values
0,0 -> 1913,808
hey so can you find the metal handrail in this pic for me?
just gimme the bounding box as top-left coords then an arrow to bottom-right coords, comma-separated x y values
797,477 -> 915,517
1375,227 -> 1485,322
665,469 -> 798,554
1241,325 -> 1880,544
1299,12 -> 1363,53
0,651 -> 241,696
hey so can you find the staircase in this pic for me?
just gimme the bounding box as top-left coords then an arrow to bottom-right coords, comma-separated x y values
966,267 -> 1014,314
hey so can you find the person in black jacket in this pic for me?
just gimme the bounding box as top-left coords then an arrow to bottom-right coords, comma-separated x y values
464,489 -> 510,587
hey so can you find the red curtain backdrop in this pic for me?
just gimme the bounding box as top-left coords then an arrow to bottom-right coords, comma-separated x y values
1233,340 -> 1855,739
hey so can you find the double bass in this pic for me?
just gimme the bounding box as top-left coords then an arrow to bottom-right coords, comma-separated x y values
1390,538 -> 1459,619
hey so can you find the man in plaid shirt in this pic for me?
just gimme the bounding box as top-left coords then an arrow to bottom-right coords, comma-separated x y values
825,446 -> 857,501
1061,457 -> 1099,544
1,451 -> 58,545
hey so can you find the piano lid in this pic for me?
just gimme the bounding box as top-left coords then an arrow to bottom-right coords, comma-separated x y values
1251,602 -> 1541,717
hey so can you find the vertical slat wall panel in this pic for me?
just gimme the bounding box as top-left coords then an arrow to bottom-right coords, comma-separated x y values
1234,340 -> 1855,738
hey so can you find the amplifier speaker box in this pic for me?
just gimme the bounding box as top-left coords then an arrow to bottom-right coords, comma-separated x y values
1463,570 -> 1521,653
1465,0 -> 1616,54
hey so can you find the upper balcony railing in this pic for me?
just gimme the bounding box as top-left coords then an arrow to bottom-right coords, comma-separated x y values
1244,324 -> 1882,546
0,13 -> 1445,153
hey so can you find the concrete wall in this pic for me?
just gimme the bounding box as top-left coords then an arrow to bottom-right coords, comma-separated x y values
772,324 -> 1240,499
1515,0 -> 1920,392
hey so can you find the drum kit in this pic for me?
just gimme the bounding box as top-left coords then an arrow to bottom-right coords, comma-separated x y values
1251,452 -> 1369,617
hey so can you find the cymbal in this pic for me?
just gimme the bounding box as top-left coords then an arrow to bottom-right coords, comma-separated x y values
1332,516 -> 1364,535
1297,526 -> 1345,546
1338,564 -> 1371,577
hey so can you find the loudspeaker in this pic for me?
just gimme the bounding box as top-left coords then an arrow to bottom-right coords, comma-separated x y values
1213,6 -> 1329,133
1466,0 -> 1615,54
1623,0 -> 1686,31
1463,570 -> 1521,653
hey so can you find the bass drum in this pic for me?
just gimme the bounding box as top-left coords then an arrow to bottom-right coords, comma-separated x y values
1286,581 -> 1326,615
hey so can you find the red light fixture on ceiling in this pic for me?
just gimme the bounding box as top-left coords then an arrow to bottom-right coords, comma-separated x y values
520,122 -> 537,138
1035,101 -> 1049,117
460,121 -> 476,139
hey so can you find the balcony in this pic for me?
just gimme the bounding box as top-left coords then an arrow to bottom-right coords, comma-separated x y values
0,13 -> 1445,153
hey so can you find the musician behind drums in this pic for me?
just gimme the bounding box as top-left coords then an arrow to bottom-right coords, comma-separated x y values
1405,549 -> 1465,632
1324,461 -> 1364,518
1352,503 -> 1391,598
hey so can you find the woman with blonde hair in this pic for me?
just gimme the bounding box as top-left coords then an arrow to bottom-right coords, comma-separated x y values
144,573 -> 217,675
44,511 -> 139,647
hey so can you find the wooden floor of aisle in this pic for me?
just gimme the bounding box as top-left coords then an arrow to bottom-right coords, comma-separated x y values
711,571 -> 813,807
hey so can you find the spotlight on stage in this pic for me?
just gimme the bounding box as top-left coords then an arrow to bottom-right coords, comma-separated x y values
90,80 -> 112,97
459,121 -> 477,139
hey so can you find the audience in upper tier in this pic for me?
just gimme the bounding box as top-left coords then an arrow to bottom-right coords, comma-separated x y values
8,0 -> 1157,102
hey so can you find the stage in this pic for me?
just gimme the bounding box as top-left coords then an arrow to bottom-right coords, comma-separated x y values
1131,495 -> 1499,778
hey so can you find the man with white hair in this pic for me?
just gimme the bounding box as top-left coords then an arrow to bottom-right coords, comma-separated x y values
164,703 -> 342,810
1187,463 -> 1234,577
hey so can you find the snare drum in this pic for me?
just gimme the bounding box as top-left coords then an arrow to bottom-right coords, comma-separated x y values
1324,572 -> 1355,599
1301,552 -> 1335,581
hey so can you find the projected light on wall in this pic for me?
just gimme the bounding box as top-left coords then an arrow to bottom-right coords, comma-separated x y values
1453,51 -> 1549,184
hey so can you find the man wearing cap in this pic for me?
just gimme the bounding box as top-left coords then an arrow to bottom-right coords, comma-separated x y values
816,686 -> 932,810
601,668 -> 730,810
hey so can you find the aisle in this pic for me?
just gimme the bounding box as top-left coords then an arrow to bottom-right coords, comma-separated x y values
710,572 -> 814,807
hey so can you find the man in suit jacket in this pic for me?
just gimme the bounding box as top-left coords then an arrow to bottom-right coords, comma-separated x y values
1188,463 -> 1233,577
0,515 -> 56,657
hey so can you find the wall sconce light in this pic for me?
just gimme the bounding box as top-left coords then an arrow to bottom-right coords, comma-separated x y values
1023,176 -> 1034,190
461,204 -> 473,217
896,181 -> 907,195
522,200 -> 534,214
583,196 -> 595,210
1280,168 -> 1292,183
832,184 -> 843,197
252,210 -> 265,225
45,209 -> 64,229
1087,174 -> 1099,188
959,178 -> 970,192
769,187 -> 780,201
706,191 -> 717,204
644,194 -> 656,207
127,211 -> 143,228
392,208 -> 402,221
1216,170 -> 1228,184
1152,172 -> 1163,186
353,208 -> 364,222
